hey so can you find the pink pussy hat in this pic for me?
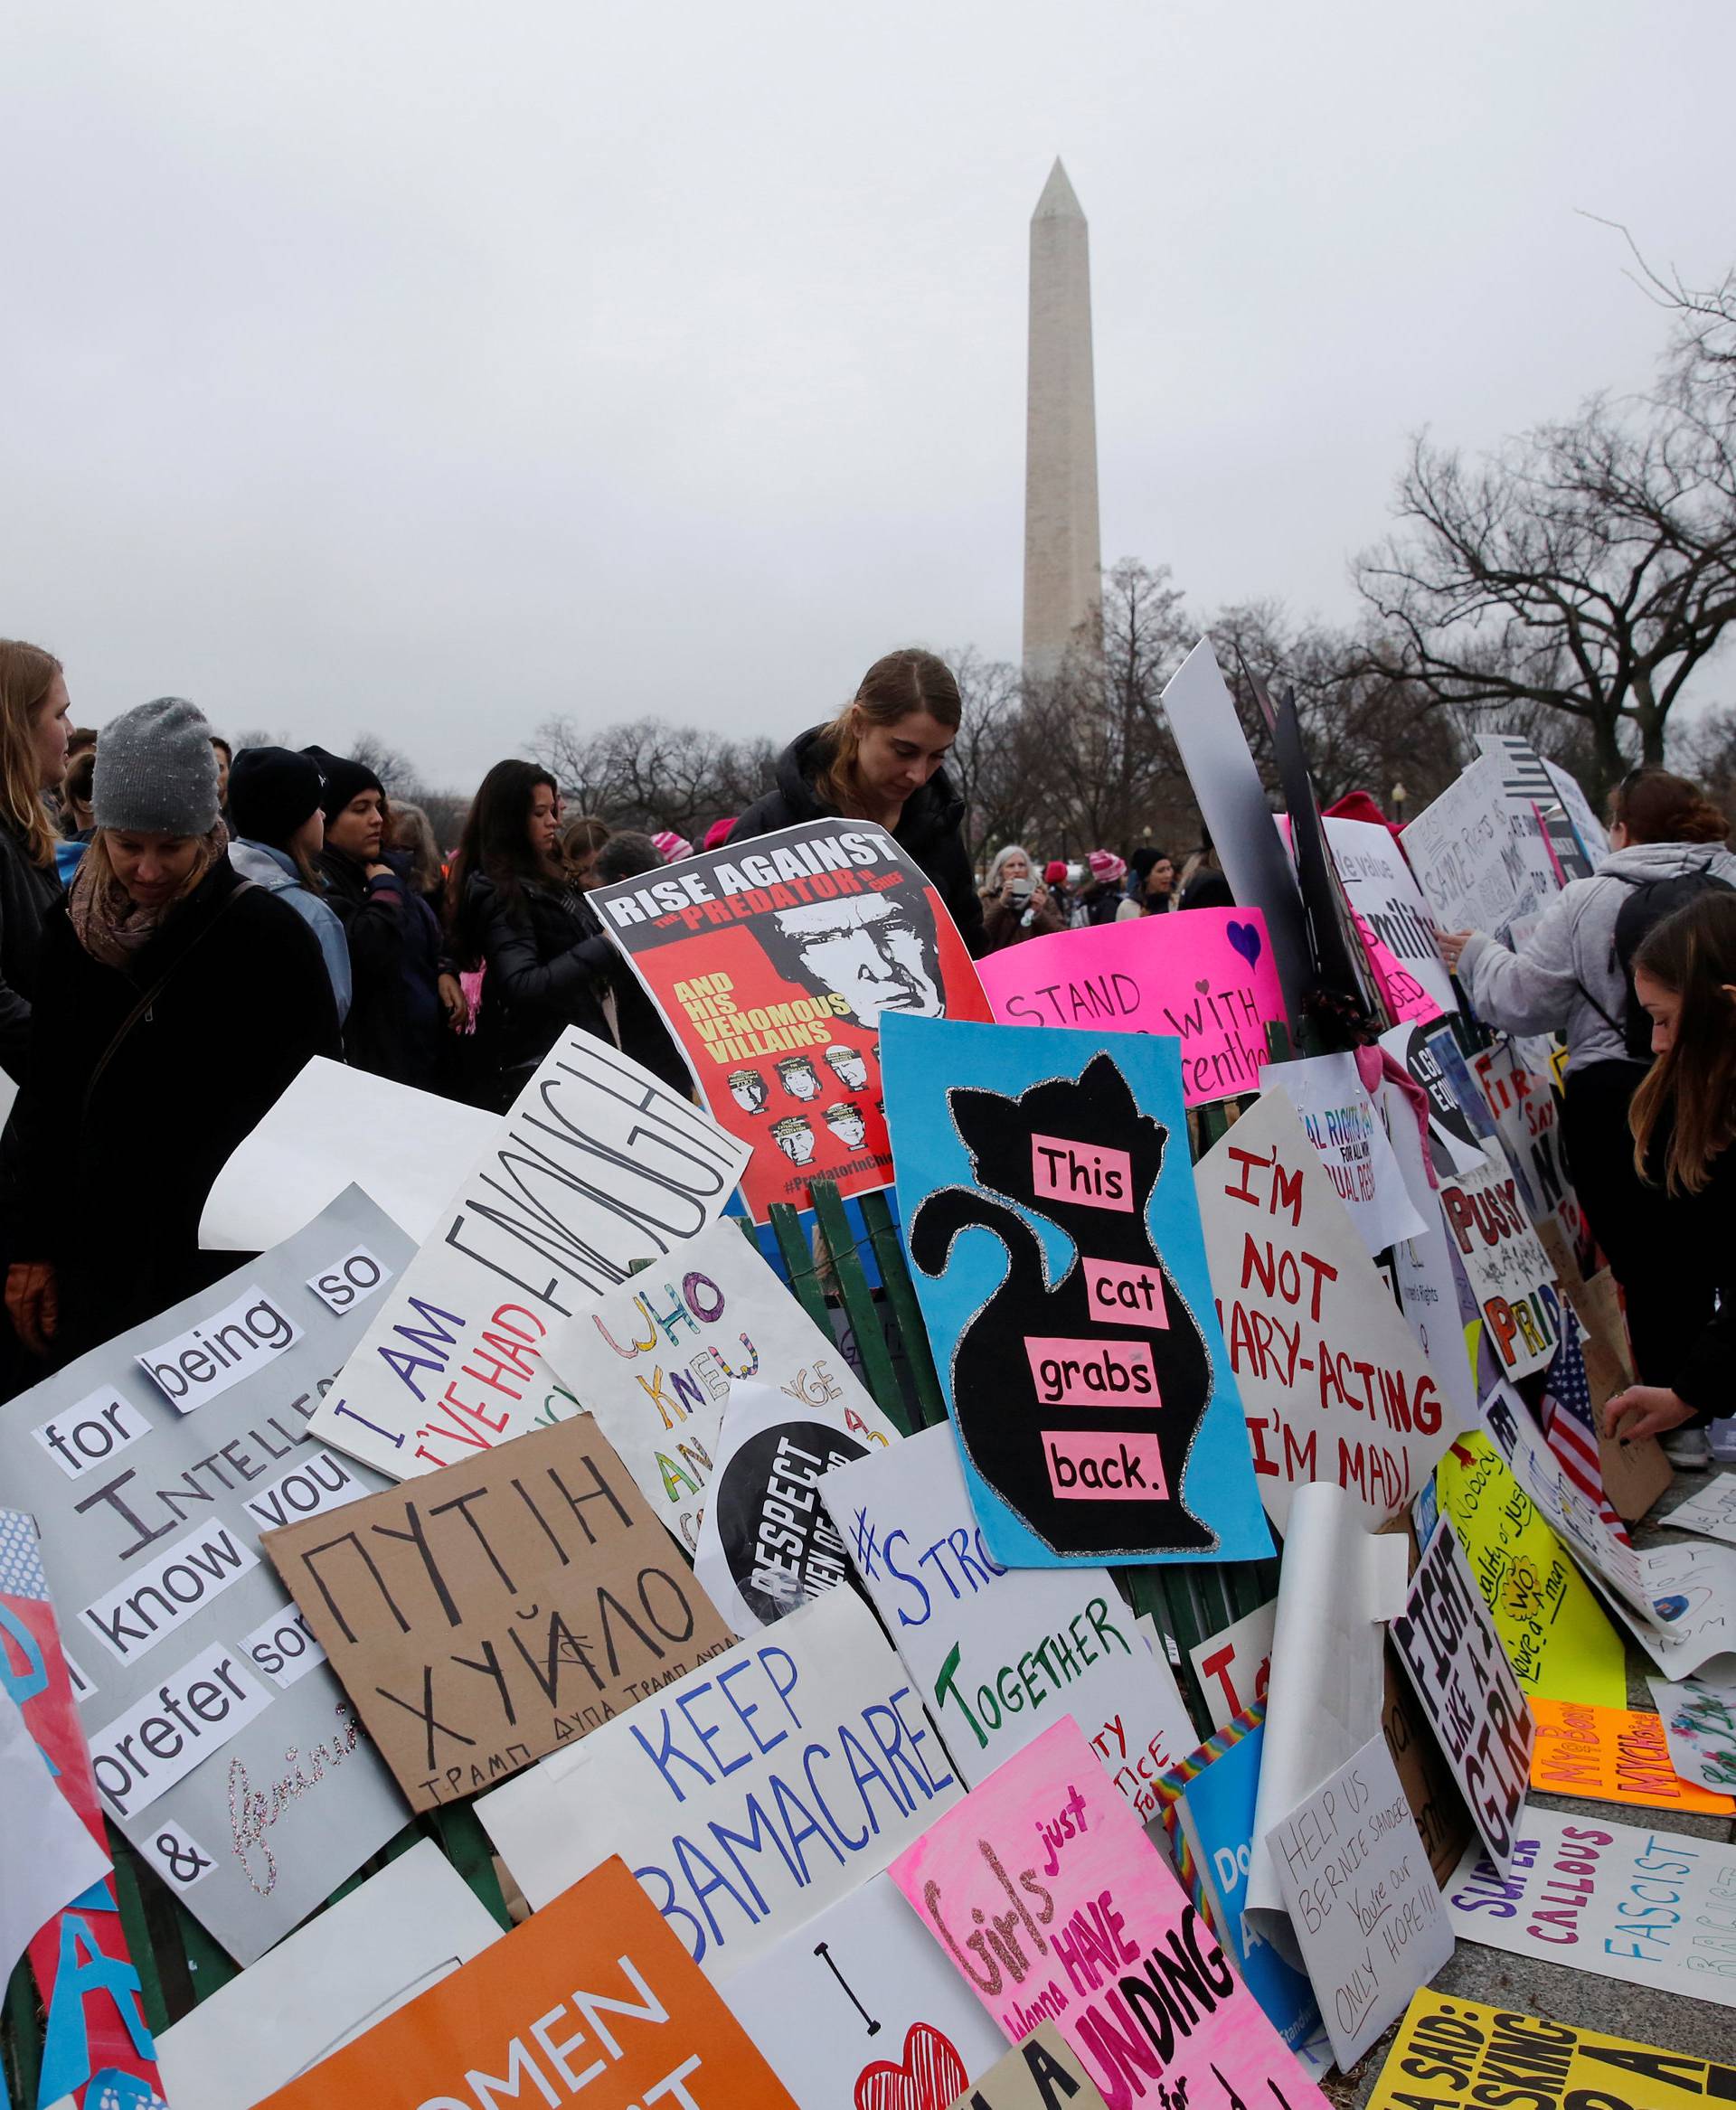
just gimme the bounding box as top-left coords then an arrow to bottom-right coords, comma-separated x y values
652,830 -> 693,863
1086,849 -> 1127,885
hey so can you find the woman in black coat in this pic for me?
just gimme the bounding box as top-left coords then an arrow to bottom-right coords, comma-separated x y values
449,762 -> 688,1111
728,647 -> 986,956
3,700 -> 342,1365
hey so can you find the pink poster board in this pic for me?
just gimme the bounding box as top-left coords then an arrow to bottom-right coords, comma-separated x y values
889,1717 -> 1327,2109
977,909 -> 1289,1108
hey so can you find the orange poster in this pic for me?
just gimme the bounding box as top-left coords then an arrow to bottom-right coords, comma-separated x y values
259,1856 -> 797,2110
1529,1697 -> 1736,1815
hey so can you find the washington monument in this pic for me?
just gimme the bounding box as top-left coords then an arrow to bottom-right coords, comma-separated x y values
1022,158 -> 1102,682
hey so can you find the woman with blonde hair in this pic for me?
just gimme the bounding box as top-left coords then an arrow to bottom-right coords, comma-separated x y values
0,640 -> 71,1077
727,648 -> 985,953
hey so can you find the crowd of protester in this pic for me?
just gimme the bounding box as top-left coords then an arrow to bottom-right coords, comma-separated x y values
0,635 -> 1729,1466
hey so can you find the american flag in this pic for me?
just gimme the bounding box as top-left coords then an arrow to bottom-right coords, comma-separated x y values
1542,1319 -> 1629,1544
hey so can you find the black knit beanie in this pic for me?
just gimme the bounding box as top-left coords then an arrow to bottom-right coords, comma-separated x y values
301,746 -> 384,821
230,748 -> 324,847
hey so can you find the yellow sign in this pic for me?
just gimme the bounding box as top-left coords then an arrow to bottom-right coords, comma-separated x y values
1433,1434 -> 1625,1709
1369,1988 -> 1736,2109
1529,1696 -> 1736,1814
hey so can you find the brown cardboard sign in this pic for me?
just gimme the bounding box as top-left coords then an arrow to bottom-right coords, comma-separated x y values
263,1416 -> 733,1809
1382,1649 -> 1472,1890
948,2021 -> 1110,2110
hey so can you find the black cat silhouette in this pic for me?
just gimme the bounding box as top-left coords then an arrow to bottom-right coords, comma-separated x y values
908,1050 -> 1218,1556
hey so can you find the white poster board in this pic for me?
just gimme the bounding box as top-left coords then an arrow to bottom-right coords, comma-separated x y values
1270,1059 -> 1425,1258
1661,1475 -> 1736,1550
1646,1674 -> 1736,1794
1188,1599 -> 1276,1735
1402,753 -> 1550,947
1322,815 -> 1458,1018
1438,1151 -> 1562,1381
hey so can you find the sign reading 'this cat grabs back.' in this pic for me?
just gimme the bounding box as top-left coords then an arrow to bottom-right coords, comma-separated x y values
879,1017 -> 1274,1568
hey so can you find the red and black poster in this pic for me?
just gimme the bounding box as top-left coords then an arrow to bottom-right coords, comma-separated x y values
590,820 -> 989,1220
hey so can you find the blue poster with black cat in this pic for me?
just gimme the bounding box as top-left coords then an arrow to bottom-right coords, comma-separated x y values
880,1014 -> 1272,1567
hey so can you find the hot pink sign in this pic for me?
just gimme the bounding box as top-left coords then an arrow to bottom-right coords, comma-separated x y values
982,909 -> 1288,1108
889,1717 -> 1328,2110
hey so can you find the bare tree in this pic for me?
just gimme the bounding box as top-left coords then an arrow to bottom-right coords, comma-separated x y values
530,715 -> 775,839
939,645 -> 1028,856
348,732 -> 422,800
1358,287 -> 1736,790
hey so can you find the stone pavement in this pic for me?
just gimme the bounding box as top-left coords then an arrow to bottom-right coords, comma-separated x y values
1337,1475 -> 1734,2105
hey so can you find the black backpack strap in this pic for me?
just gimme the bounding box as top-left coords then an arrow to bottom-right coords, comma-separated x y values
1570,870 -> 1643,1037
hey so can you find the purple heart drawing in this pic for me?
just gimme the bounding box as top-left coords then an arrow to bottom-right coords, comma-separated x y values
1195,978 -> 1211,994
1226,919 -> 1262,971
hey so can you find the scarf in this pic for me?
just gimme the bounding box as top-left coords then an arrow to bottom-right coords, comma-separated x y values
69,824 -> 228,971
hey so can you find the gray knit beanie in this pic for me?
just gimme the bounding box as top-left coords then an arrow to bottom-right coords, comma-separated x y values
92,699 -> 222,836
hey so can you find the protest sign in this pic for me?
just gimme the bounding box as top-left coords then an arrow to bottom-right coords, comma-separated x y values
476,1586 -> 959,1976
1437,1153 -> 1562,1380
200,1057 -> 497,1252
1244,1486 -> 1410,1944
1662,1474 -> 1736,1549
0,1686 -> 109,2019
720,1873 -> 1005,2110
883,1016 -> 1272,1568
1272,686 -> 1386,1022
1265,1733 -> 1453,2070
946,2022 -> 1111,2110
264,1415 -> 734,1809
1269,1058 -> 1425,1258
0,1190 -> 413,1964
590,819 -> 989,1220
1529,1697 -> 1736,1814
1369,1989 -> 1734,2110
1382,1657 -> 1475,1891
1475,731 -> 1584,894
540,1217 -> 877,1553
309,1032 -> 750,1481
821,1424 -> 1197,1813
1378,1076 -> 1477,1431
1158,1711 -> 1324,2061
1161,635 -> 1315,1019
1195,1087 -> 1452,1529
258,1854 -> 797,2110
976,906 -> 1287,1109
695,1375 -> 900,1635
1401,753 -> 1551,949
154,1840 -> 504,2110
0,1506 -> 164,2110
1447,1809 -> 1736,2011
1471,1039 -> 1586,1258
1189,1599 -> 1275,1735
1434,1434 -> 1627,1708
1389,1521 -> 1533,1874
1646,1674 -> 1736,1793
1545,758 -> 1611,863
1323,816 -> 1458,1019
1379,1022 -> 1490,1177
890,1715 -> 1331,2109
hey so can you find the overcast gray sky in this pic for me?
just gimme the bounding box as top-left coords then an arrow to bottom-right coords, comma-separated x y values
5,2 -> 1731,788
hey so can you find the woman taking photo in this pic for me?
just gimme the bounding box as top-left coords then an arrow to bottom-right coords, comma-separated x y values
449,761 -> 686,1109
0,641 -> 71,1077
1602,891 -> 1736,1459
3,700 -> 341,1364
980,844 -> 1065,952
1438,768 -> 1736,1456
729,647 -> 986,954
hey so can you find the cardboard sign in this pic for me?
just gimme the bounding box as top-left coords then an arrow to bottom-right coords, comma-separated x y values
540,1218 -> 877,1552
1369,1989 -> 1734,2110
889,1716 -> 1330,2108
1661,1474 -> 1736,1550
590,819 -> 990,1220
1389,1521 -> 1533,1874
1447,1809 -> 1736,2011
476,1587 -> 959,1977
976,907 -> 1288,1109
258,1854 -> 798,2110
1269,1059 -> 1425,1259
310,1032 -> 751,1481
1382,1655 -> 1474,1892
948,2022 -> 1111,2110
1434,1434 -> 1626,1709
264,1416 -> 734,1810
1265,1733 -> 1453,2070
1323,816 -> 1458,1019
1437,1153 -> 1562,1380
155,1842 -> 504,2110
1401,753 -> 1551,949
720,1873 -> 1006,2110
695,1376 -> 900,1635
1195,1087 -> 1453,1529
1646,1674 -> 1736,1793
1188,1600 -> 1275,1735
821,1424 -> 1198,1814
883,1017 -> 1272,1568
0,1191 -> 414,1964
1529,1697 -> 1736,1814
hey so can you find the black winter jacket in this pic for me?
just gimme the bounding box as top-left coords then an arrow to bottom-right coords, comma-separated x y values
728,730 -> 987,956
0,824 -> 63,1080
3,859 -> 342,1359
315,846 -> 447,1088
460,871 -> 690,1110
1648,1126 -> 1735,1424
